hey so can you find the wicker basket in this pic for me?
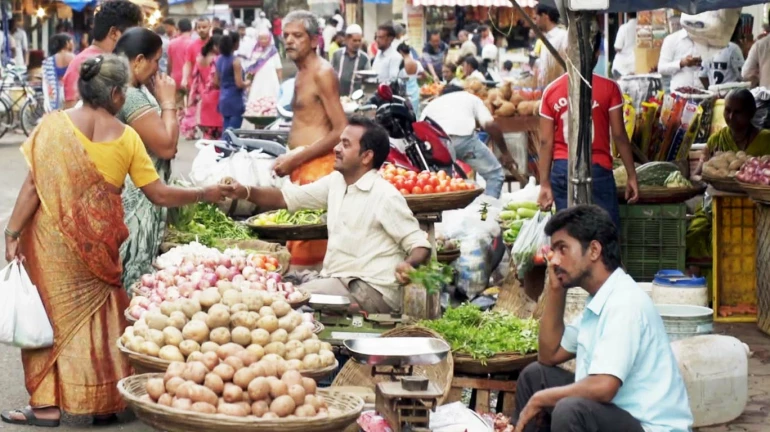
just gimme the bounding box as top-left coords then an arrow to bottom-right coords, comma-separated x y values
453,352 -> 538,375
702,174 -> 745,194
331,326 -> 454,405
127,285 -> 311,310
737,182 -> 770,205
406,188 -> 484,213
618,183 -> 706,204
117,339 -> 338,380
437,249 -> 461,263
118,373 -> 363,432
124,309 -> 137,325
245,213 -> 328,241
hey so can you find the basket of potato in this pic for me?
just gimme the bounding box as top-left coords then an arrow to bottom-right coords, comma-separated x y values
117,364 -> 363,431
118,289 -> 338,381
702,150 -> 748,194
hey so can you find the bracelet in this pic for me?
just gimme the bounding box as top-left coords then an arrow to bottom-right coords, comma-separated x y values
4,227 -> 20,239
242,185 -> 251,201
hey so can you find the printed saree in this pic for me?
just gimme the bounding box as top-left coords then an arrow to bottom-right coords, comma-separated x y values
118,87 -> 171,291
19,111 -> 132,415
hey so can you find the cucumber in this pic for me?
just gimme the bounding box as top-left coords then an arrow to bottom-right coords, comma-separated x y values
499,210 -> 519,221
517,208 -> 538,219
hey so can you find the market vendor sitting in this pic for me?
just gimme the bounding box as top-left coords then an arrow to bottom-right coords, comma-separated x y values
514,205 -> 693,432
222,116 -> 431,314
698,89 -> 770,173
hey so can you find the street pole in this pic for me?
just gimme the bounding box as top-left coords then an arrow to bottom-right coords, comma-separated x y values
566,10 -> 594,207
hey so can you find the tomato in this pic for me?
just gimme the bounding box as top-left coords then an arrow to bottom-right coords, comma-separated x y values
394,180 -> 405,190
397,168 -> 407,176
423,185 -> 435,194
383,173 -> 394,182
403,179 -> 415,190
435,186 -> 446,193
429,177 -> 440,187
406,171 -> 417,179
439,180 -> 449,189
412,186 -> 423,194
417,173 -> 431,182
533,254 -> 545,265
399,188 -> 410,195
437,170 -> 448,179
416,179 -> 429,189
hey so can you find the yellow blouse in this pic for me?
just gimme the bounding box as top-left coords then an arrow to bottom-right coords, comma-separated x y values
65,115 -> 159,188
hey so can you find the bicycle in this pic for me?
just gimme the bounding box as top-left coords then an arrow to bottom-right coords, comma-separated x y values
0,66 -> 46,138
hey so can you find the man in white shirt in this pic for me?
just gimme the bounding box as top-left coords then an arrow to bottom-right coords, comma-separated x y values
534,5 -> 568,87
742,33 -> 770,88
421,87 -> 517,198
322,18 -> 338,56
372,24 -> 402,83
333,9 -> 344,32
658,29 -> 703,91
223,116 -> 431,313
699,41 -> 744,88
9,18 -> 27,67
612,13 -> 637,78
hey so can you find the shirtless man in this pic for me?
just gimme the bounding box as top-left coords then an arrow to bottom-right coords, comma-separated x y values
274,10 -> 347,178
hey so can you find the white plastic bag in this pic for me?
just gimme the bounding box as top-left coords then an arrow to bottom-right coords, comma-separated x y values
511,211 -> 551,279
0,262 -> 17,345
500,176 -> 540,206
7,261 -> 53,349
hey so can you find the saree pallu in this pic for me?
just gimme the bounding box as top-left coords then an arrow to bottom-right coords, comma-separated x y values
19,112 -> 132,415
287,153 -> 336,267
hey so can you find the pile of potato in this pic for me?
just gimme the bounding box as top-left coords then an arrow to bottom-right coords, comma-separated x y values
703,151 -> 748,179
141,350 -> 329,418
464,80 -> 541,118
121,286 -> 335,373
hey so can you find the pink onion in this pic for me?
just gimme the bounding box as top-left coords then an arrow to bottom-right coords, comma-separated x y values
219,255 -> 232,267
155,281 -> 167,291
203,258 -> 217,268
174,276 -> 186,287
156,271 -> 174,285
266,279 -> 277,292
179,264 -> 195,276
149,294 -> 162,304
288,291 -> 304,302
140,274 -> 156,288
247,274 -> 259,282
196,264 -> 206,273
166,266 -> 179,277
242,266 -> 256,278
197,279 -> 211,290
189,272 -> 203,284
136,297 -> 151,308
215,265 -> 229,279
166,287 -> 180,301
178,282 -> 196,297
129,305 -> 144,319
268,273 -> 282,283
203,272 -> 218,286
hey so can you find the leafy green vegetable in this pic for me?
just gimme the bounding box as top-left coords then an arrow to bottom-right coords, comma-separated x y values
420,304 -> 539,362
167,203 -> 253,247
408,261 -> 454,295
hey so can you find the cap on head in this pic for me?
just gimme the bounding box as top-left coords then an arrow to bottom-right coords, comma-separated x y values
346,24 -> 363,35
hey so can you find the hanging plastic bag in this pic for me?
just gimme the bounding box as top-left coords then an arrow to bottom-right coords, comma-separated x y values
441,208 -> 501,298
0,261 -> 18,345
12,262 -> 53,349
511,211 -> 551,279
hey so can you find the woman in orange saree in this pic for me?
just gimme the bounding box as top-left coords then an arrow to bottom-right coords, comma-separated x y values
2,54 -> 227,427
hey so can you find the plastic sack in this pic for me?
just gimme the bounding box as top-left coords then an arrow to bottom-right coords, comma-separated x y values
5,261 -> 53,349
680,9 -> 741,50
0,262 -> 17,345
511,211 -> 551,279
500,176 -> 540,206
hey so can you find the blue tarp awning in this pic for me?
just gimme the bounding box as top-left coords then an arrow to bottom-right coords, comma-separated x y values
60,0 -> 97,12
536,0 -> 764,15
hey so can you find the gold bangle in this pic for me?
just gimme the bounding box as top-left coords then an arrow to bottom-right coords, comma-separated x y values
4,227 -> 20,239
242,185 -> 251,200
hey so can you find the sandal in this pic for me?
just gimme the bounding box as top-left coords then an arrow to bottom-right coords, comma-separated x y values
1,407 -> 60,427
92,414 -> 119,426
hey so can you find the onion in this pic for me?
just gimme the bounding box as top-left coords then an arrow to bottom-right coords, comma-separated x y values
149,294 -> 162,304
166,266 -> 179,277
203,258 -> 217,268
156,271 -> 174,285
762,177 -> 770,186
282,282 -> 293,291
174,276 -> 187,287
203,272 -> 218,286
141,274 -> 156,288
763,169 -> 770,177
268,273 -> 282,283
180,264 -> 195,277
242,266 -> 256,278
197,279 -> 211,290
129,305 -> 144,319
136,297 -> 151,308
190,272 -> 203,283
215,265 -> 230,279
302,313 -> 314,322
259,276 -> 267,284
247,274 -> 259,282
156,281 -> 167,291
266,279 -> 277,292
166,287 -> 180,301
232,274 -> 245,285
196,264 -> 206,273
219,255 -> 232,267
179,282 -> 196,297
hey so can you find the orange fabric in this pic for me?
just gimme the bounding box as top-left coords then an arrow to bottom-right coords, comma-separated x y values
19,112 -> 132,415
287,152 -> 336,266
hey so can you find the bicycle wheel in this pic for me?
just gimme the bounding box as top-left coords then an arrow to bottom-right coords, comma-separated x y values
20,95 -> 45,137
0,97 -> 13,139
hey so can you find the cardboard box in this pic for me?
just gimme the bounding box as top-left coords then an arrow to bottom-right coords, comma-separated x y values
635,47 -> 661,74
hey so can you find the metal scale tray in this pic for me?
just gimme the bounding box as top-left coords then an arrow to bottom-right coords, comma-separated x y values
344,337 -> 450,367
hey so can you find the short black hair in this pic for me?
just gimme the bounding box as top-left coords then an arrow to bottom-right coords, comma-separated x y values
479,25 -> 489,32
428,30 -> 440,38
92,0 -> 144,42
219,32 -> 238,56
348,115 -> 390,169
163,18 -> 175,26
378,24 -> 396,39
114,27 -> 163,62
202,34 -> 222,57
396,42 -> 411,55
535,5 -> 560,24
49,33 -> 72,56
329,17 -> 338,26
212,27 -> 224,36
544,205 -> 622,272
178,18 -> 192,32
726,88 -> 757,117
503,60 -> 513,71
463,55 -> 479,71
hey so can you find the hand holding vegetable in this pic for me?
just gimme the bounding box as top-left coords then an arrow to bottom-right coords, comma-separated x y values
201,184 -> 230,203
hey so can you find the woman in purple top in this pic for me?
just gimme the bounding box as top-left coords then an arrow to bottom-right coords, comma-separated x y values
214,33 -> 251,130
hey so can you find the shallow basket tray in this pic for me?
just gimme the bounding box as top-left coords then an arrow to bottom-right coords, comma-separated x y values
702,174 -> 745,194
453,352 -> 538,375
245,214 -> 328,241
118,373 -> 363,432
617,183 -> 706,204
406,188 -> 484,213
437,249 -> 461,263
128,283 -> 311,309
737,181 -> 770,204
331,326 -> 454,405
117,339 -> 337,380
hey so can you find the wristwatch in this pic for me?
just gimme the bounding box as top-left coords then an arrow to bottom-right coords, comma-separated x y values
4,227 -> 20,240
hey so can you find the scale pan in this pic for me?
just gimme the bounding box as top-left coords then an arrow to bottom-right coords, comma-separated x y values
344,337 -> 450,366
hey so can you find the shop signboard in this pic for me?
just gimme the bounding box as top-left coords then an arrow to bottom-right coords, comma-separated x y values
404,3 -> 425,55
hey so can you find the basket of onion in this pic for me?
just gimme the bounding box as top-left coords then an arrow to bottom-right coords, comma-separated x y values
735,156 -> 770,203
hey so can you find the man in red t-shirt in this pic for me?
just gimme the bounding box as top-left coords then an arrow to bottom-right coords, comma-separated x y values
167,18 -> 192,90
181,18 -> 211,90
536,32 -> 638,228
272,12 -> 284,55
62,0 -> 143,108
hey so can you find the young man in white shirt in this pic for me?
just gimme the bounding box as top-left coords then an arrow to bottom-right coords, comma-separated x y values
612,13 -> 636,78
743,28 -> 770,88
534,5 -> 568,87
699,41 -> 744,88
421,87 -> 517,198
372,24 -> 402,83
658,29 -> 703,91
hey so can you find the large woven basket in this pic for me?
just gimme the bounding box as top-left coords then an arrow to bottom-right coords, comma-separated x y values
119,373 -> 363,432
156,240 -> 291,275
405,188 -> 484,213
127,284 -> 311,310
617,183 -> 706,204
331,326 -> 454,405
737,182 -> 770,205
117,339 -> 338,380
453,352 -> 538,375
245,214 -> 328,241
702,174 -> 745,194
124,309 -> 137,325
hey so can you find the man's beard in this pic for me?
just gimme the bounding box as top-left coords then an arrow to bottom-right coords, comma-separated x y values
555,266 -> 591,290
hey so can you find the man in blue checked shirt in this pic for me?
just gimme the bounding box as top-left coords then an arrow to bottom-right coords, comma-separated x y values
513,205 -> 693,432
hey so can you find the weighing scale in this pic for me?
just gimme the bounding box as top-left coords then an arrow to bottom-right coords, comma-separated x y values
309,294 -> 407,346
345,337 -> 450,432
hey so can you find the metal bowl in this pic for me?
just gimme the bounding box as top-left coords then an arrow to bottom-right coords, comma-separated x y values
344,337 -> 450,367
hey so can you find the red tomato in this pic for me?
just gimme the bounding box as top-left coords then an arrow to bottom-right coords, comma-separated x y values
394,180 -> 405,190
397,168 -> 407,176
435,186 -> 446,193
406,171 -> 417,179
423,185 -> 435,194
393,175 -> 405,184
416,179 -> 428,189
439,180 -> 449,189
412,186 -> 423,194
399,188 -> 410,195
533,254 -> 545,265
437,170 -> 448,179
403,179 -> 415,190
430,177 -> 440,187
384,173 -> 394,182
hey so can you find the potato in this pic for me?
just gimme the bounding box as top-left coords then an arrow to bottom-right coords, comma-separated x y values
218,402 -> 249,417
729,160 -> 743,170
145,312 -> 170,331
264,342 -> 286,357
318,350 -> 335,367
231,326 -> 252,346
203,373 -> 225,396
302,354 -> 322,370
242,291 -> 264,311
189,384 -> 219,406
288,326 -> 311,342
179,340 -> 201,357
210,327 -> 232,345
285,384 -> 306,407
230,303 -> 249,314
217,342 -> 245,360
303,339 -> 321,355
222,290 -> 243,307
159,345 -> 185,362
190,401 -> 216,414
259,306 -> 276,317
213,363 -> 236,381
216,280 -> 235,295
270,329 -> 289,344
286,359 -> 303,371
186,351 -> 204,363
164,362 -> 186,382
268,379 -> 289,399
199,288 -> 222,308
281,370 -> 302,386
257,315 -> 280,333
145,377 -> 165,401
305,394 -> 323,411
180,298 -> 202,319
271,301 -> 291,317
192,311 -> 208,322
165,376 -> 185,396
251,329 -> 270,346
284,340 -> 305,361
233,368 -> 257,390
224,356 -> 245,371
201,351 -> 220,371
172,398 -> 193,411
234,349 -> 258,366
295,404 -> 317,418
251,400 -> 270,417
160,300 -> 180,317
146,329 -> 165,347
259,360 -> 278,377
262,412 -> 279,419
228,312 -> 252,330
183,361 -> 209,384
248,376 -> 271,400
223,383 -> 244,403
206,305 -> 231,329
320,342 -> 332,352
158,393 -> 173,407
288,311 -> 303,329
141,341 -> 161,357
301,377 -> 317,395
201,341 -> 220,354
166,314 -> 187,331
246,344 -> 265,361
175,381 -> 195,399
270,395 -> 296,417
126,336 -> 145,353
259,291 -> 275,306
182,320 -> 210,344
